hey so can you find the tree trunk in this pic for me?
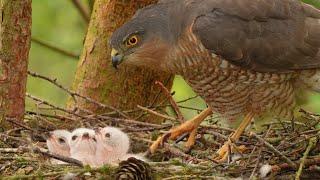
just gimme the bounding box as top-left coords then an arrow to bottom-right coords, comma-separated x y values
68,0 -> 173,123
0,0 -> 32,130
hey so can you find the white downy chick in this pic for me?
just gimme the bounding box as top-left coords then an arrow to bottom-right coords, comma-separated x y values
46,129 -> 71,164
95,126 -> 130,166
69,128 -> 97,166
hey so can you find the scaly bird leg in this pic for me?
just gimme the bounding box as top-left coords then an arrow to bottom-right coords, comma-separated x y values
149,107 -> 213,153
213,112 -> 255,162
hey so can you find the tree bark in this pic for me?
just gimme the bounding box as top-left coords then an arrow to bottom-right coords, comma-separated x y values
0,0 -> 32,130
68,0 -> 173,123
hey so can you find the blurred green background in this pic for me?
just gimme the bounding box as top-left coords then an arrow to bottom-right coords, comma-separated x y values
28,0 -> 320,119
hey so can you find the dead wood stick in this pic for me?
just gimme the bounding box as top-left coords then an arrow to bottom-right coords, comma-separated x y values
31,37 -> 79,59
28,71 -> 129,119
71,0 -> 90,23
250,132 -> 297,168
5,118 -> 34,132
132,136 -> 203,163
26,93 -> 87,120
272,156 -> 320,173
137,105 -> 177,121
155,81 -> 185,122
0,148 -> 20,153
31,147 -> 84,167
295,137 -> 317,180
0,133 -> 83,167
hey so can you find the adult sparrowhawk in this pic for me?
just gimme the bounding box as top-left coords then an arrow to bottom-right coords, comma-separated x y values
109,0 -> 320,161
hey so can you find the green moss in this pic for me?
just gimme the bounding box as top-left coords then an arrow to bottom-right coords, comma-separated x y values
98,165 -> 112,174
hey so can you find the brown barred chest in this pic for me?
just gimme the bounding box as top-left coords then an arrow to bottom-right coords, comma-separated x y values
167,32 -> 297,120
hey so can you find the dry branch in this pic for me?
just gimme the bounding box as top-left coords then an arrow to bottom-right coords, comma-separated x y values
70,0 -> 90,23
250,132 -> 297,168
155,81 -> 185,122
31,37 -> 79,59
27,71 -> 129,119
137,105 -> 177,121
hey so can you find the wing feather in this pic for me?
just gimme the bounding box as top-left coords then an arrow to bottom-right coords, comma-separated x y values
192,0 -> 320,72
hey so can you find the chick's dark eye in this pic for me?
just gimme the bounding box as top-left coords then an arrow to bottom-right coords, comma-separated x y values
105,133 -> 111,138
72,135 -> 77,141
126,35 -> 138,47
58,138 -> 65,144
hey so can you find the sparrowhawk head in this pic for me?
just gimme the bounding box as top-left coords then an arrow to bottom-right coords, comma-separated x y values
110,4 -> 175,70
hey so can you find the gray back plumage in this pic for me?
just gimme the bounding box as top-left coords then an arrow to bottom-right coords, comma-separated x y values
187,0 -> 320,72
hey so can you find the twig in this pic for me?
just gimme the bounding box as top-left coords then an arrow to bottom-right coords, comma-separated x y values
175,95 -> 199,104
0,133 -> 83,167
177,105 -> 204,111
71,0 -> 90,23
0,133 -> 27,144
5,117 -> 34,132
249,149 -> 262,180
272,156 -> 320,173
31,37 -> 79,59
0,148 -> 20,153
162,175 -> 224,180
286,133 -> 320,150
1,172 -> 67,180
125,124 -> 171,132
201,125 -> 235,133
137,105 -> 177,121
31,147 -> 84,167
1,165 -> 115,179
134,76 -> 173,120
101,95 -> 200,117
132,136 -> 203,163
26,93 -> 87,120
155,81 -> 184,122
26,108 -> 167,130
300,109 -> 320,117
164,145 -> 203,163
27,71 -> 129,119
250,132 -> 296,168
26,111 -> 77,122
201,129 -> 228,140
97,116 -> 167,129
295,137 -> 317,180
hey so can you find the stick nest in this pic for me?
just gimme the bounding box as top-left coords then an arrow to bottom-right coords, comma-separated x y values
1,72 -> 320,179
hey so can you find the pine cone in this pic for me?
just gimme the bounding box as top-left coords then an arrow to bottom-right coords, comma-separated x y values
114,157 -> 152,180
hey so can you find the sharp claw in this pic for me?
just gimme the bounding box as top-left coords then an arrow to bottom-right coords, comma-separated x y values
175,132 -> 189,144
162,132 -> 172,146
213,142 -> 248,163
184,146 -> 192,154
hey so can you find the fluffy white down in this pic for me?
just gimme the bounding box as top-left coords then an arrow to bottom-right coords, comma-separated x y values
46,129 -> 71,164
69,128 -> 97,165
259,164 -> 272,178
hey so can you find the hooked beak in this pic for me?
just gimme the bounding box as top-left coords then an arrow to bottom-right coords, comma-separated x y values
111,48 -> 124,69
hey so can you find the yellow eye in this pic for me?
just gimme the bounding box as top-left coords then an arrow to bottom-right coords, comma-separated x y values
126,35 -> 138,47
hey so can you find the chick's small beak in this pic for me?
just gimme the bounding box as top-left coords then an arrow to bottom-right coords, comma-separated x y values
111,48 -> 124,69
